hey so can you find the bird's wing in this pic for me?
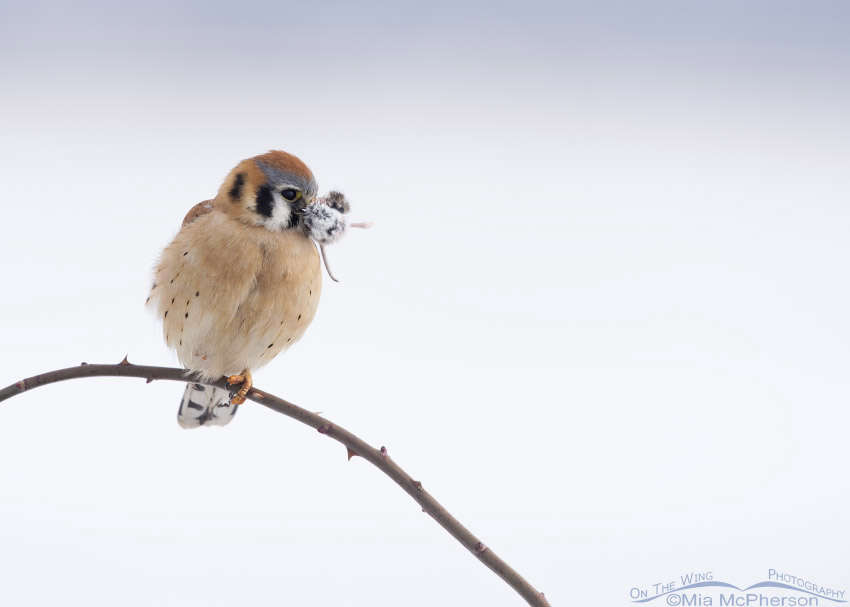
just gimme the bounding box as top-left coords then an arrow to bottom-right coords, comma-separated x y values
182,199 -> 215,226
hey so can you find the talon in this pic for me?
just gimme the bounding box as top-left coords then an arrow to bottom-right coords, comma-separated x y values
227,370 -> 252,405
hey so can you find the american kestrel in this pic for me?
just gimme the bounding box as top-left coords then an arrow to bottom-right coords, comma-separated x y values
147,150 -> 350,428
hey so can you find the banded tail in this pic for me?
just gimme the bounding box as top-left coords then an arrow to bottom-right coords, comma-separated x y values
177,383 -> 239,428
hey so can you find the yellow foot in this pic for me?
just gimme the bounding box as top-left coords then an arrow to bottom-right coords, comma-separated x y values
226,370 -> 253,405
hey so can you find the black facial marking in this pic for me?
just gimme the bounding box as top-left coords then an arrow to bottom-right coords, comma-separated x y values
229,173 -> 246,200
286,205 -> 302,229
255,185 -> 274,217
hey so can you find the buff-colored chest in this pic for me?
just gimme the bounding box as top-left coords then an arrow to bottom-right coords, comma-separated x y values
148,212 -> 322,379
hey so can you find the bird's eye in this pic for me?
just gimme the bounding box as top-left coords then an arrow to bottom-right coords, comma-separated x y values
281,189 -> 301,202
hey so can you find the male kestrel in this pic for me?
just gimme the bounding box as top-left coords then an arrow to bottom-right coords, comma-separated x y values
147,150 -> 349,428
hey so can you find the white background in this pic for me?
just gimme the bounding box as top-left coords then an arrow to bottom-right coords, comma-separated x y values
1,1 -> 848,605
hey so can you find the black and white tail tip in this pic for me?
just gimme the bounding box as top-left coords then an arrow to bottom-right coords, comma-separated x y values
177,383 -> 238,429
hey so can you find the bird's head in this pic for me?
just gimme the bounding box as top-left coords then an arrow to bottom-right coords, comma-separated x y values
214,150 -> 318,232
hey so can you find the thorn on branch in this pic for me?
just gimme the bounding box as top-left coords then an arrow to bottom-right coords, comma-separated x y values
347,447 -> 358,460
80,362 -> 88,366
145,378 -> 154,384
475,542 -> 487,554
119,355 -> 132,365
317,424 -> 332,434
412,480 -> 423,491
380,446 -> 387,457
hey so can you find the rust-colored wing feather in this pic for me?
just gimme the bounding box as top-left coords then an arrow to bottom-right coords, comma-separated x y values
182,199 -> 215,226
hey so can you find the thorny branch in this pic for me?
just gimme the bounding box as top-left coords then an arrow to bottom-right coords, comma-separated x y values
0,361 -> 552,607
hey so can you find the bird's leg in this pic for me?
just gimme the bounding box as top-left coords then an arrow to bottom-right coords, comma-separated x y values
226,370 -> 253,405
